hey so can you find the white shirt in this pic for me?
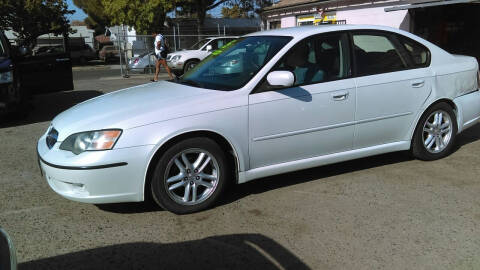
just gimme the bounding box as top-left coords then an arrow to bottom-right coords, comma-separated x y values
154,34 -> 164,55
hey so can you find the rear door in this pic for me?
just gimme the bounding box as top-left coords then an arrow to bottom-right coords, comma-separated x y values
351,30 -> 432,149
19,41 -> 73,93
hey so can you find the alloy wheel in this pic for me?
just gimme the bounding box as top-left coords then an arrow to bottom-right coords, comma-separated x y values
164,149 -> 220,206
422,110 -> 453,153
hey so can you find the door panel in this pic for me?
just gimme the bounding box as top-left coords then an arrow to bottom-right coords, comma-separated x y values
19,51 -> 73,93
351,31 -> 433,149
249,79 -> 356,169
354,68 -> 432,148
249,32 -> 355,169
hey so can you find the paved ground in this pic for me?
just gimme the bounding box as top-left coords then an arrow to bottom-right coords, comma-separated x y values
0,68 -> 479,269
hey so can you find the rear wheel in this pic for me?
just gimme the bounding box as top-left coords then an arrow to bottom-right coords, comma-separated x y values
411,102 -> 457,160
143,65 -> 154,74
150,137 -> 229,214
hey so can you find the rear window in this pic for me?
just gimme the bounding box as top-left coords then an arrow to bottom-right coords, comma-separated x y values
398,36 -> 431,68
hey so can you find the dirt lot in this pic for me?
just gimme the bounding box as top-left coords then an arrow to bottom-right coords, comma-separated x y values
0,70 -> 479,269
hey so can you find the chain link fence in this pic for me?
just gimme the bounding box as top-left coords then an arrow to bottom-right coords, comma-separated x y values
112,24 -> 261,77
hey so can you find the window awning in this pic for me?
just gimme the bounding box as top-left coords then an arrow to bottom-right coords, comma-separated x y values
385,0 -> 478,11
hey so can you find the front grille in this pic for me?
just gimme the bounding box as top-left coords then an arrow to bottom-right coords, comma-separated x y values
46,128 -> 58,149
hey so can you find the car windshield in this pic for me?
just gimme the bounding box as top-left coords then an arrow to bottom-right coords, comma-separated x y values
175,36 -> 292,91
189,39 -> 211,50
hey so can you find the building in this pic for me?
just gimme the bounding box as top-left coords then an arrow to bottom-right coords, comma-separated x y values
261,0 -> 480,60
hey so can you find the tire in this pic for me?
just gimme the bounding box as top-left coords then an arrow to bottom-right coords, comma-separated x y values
150,137 -> 229,214
411,102 -> 457,161
143,66 -> 154,74
183,60 -> 199,74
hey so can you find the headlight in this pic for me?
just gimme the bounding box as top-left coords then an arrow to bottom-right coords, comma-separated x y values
59,129 -> 122,155
171,55 -> 181,62
0,71 -> 13,84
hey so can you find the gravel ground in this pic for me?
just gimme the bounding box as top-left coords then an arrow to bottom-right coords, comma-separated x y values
0,70 -> 479,270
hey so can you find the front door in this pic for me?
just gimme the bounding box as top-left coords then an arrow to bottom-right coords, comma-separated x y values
249,33 -> 356,169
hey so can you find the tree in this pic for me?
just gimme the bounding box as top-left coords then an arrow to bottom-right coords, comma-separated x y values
73,0 -> 111,35
0,0 -> 74,47
101,0 -> 175,34
221,4 -> 248,18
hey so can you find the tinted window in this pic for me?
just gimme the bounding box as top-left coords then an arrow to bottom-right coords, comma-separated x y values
274,33 -> 350,86
176,36 -> 292,91
398,36 -> 430,68
352,33 -> 407,76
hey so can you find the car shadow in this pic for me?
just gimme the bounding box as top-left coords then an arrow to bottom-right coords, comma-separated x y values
95,201 -> 162,214
0,90 -> 103,128
19,234 -> 311,270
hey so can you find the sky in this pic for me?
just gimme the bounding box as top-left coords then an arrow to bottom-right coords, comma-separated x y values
66,0 -> 87,21
66,0 -> 223,22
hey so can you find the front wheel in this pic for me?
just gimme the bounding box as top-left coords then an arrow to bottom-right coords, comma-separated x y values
183,60 -> 199,74
150,137 -> 229,214
411,102 -> 457,160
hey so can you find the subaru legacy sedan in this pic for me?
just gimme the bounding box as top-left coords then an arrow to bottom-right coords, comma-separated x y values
38,25 -> 480,214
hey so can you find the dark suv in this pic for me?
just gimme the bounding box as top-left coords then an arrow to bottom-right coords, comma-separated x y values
0,31 -> 73,117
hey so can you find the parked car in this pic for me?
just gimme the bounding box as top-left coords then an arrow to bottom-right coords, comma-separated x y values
99,45 -> 120,62
0,31 -> 73,117
167,36 -> 238,75
35,44 -> 97,65
70,44 -> 97,64
37,25 -> 480,214
128,51 -> 156,73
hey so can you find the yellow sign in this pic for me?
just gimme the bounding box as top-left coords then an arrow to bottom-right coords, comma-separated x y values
314,13 -> 337,25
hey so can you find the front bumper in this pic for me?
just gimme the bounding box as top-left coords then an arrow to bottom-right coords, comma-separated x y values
167,60 -> 184,71
37,134 -> 155,204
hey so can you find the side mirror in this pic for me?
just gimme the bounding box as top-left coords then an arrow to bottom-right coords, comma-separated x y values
206,45 -> 213,52
266,71 -> 295,88
0,228 -> 17,270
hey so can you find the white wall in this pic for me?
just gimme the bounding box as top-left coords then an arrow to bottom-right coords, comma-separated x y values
71,26 -> 95,47
336,7 -> 410,31
281,16 -> 296,28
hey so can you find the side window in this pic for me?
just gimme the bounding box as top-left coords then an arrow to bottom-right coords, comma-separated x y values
352,33 -> 408,76
275,33 -> 350,87
398,36 -> 430,68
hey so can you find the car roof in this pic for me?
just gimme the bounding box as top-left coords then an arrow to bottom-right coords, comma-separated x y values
208,36 -> 239,40
246,24 -> 410,39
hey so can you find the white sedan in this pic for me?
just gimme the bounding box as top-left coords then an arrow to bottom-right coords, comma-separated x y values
37,25 -> 480,214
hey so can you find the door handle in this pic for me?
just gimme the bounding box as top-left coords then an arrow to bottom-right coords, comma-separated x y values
332,91 -> 349,101
56,58 -> 70,62
411,80 -> 425,88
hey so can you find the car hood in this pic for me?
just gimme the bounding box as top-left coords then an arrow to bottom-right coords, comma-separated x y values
51,81 -> 221,140
170,50 -> 200,56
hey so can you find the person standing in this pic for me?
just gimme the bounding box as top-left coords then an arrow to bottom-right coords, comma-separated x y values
152,32 -> 174,81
